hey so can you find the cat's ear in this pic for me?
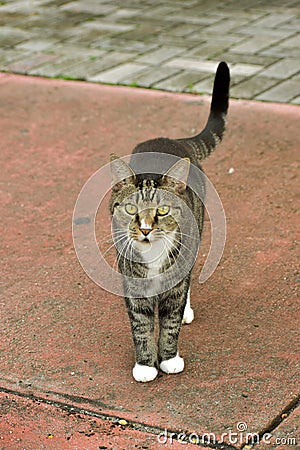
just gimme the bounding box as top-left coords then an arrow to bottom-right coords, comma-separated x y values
110,153 -> 136,192
162,158 -> 190,194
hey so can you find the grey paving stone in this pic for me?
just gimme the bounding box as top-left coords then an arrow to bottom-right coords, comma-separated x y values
119,66 -> 181,88
231,36 -> 283,54
189,76 -> 215,95
16,39 -> 59,52
206,9 -> 267,20
61,28 -> 112,45
260,45 -> 300,59
255,80 -> 300,103
0,49 -> 31,69
0,0 -> 299,104
88,63 -> 149,83
50,55 -> 127,81
40,50 -> 135,76
7,53 -> 58,73
291,96 -> 300,105
230,76 -> 278,100
105,8 -> 141,19
0,26 -> 30,47
221,53 -> 279,66
187,31 -> 246,49
279,17 -> 300,31
229,63 -> 263,76
291,73 -> 300,82
165,58 -> 219,73
80,20 -> 134,33
279,34 -> 300,48
142,5 -> 183,18
28,55 -> 90,77
232,25 -> 295,39
165,13 -> 225,25
156,35 -> 206,48
260,59 -> 300,80
0,0 -> 40,13
135,47 -> 185,65
46,44 -> 106,59
166,23 -> 202,37
186,43 -> 233,59
115,22 -> 173,42
203,17 -> 251,34
153,70 -> 210,92
92,38 -> 158,53
60,1 -> 117,15
249,13 -> 295,28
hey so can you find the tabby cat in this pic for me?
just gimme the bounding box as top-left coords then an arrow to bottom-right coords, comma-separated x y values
109,62 -> 230,382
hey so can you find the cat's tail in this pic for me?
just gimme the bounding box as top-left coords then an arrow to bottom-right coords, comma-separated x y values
178,61 -> 230,163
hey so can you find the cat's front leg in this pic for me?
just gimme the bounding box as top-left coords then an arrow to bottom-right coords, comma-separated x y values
158,286 -> 187,374
125,296 -> 158,382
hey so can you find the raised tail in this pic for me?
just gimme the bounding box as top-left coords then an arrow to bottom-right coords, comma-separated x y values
178,61 -> 230,163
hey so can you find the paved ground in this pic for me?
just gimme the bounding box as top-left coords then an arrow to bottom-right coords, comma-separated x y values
0,1 -> 299,449
0,73 -> 299,449
0,0 -> 300,103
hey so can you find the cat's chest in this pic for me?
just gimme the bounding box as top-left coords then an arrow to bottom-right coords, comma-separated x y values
139,231 -> 176,278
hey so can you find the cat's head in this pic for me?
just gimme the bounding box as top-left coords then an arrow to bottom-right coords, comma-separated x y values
109,154 -> 190,259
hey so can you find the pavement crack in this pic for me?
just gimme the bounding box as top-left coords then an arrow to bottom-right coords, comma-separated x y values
0,385 -> 238,450
241,393 -> 300,449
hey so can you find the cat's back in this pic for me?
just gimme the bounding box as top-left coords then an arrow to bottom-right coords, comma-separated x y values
131,137 -> 199,179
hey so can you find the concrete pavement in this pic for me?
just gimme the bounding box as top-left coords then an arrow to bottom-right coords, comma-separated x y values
0,1 -> 299,448
0,0 -> 300,103
0,73 -> 299,448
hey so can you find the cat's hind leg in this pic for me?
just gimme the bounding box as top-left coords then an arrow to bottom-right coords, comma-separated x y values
182,288 -> 194,324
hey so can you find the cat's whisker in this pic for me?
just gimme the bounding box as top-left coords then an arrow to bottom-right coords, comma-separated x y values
114,237 -> 130,271
163,234 -> 183,270
97,229 -> 129,246
171,235 -> 198,260
102,235 -> 128,259
176,229 -> 198,240
123,237 -> 133,272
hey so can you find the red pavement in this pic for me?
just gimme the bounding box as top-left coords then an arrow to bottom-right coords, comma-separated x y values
0,73 -> 299,449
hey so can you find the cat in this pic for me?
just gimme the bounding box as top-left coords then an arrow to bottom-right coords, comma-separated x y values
109,62 -> 230,382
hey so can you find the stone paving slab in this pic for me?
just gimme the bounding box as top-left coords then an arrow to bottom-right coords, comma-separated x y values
0,73 -> 299,449
0,0 -> 299,103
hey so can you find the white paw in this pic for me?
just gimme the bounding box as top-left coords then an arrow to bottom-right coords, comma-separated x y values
132,363 -> 158,382
182,306 -> 194,324
160,353 -> 184,374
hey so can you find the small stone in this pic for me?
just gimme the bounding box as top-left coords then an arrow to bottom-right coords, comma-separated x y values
118,419 -> 128,425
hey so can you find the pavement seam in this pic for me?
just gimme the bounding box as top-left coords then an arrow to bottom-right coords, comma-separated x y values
0,385 -> 238,450
241,393 -> 300,450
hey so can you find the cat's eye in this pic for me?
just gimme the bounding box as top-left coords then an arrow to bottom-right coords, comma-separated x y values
125,203 -> 138,215
157,205 -> 170,216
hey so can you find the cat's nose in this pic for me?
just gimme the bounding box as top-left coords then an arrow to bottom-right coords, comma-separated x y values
140,228 -> 151,236
139,218 -> 152,236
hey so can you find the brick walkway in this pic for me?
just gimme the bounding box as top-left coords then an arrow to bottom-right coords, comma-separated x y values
0,0 -> 300,103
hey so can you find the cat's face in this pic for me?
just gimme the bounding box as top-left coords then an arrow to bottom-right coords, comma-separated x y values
109,155 -> 190,264
113,187 -> 180,250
